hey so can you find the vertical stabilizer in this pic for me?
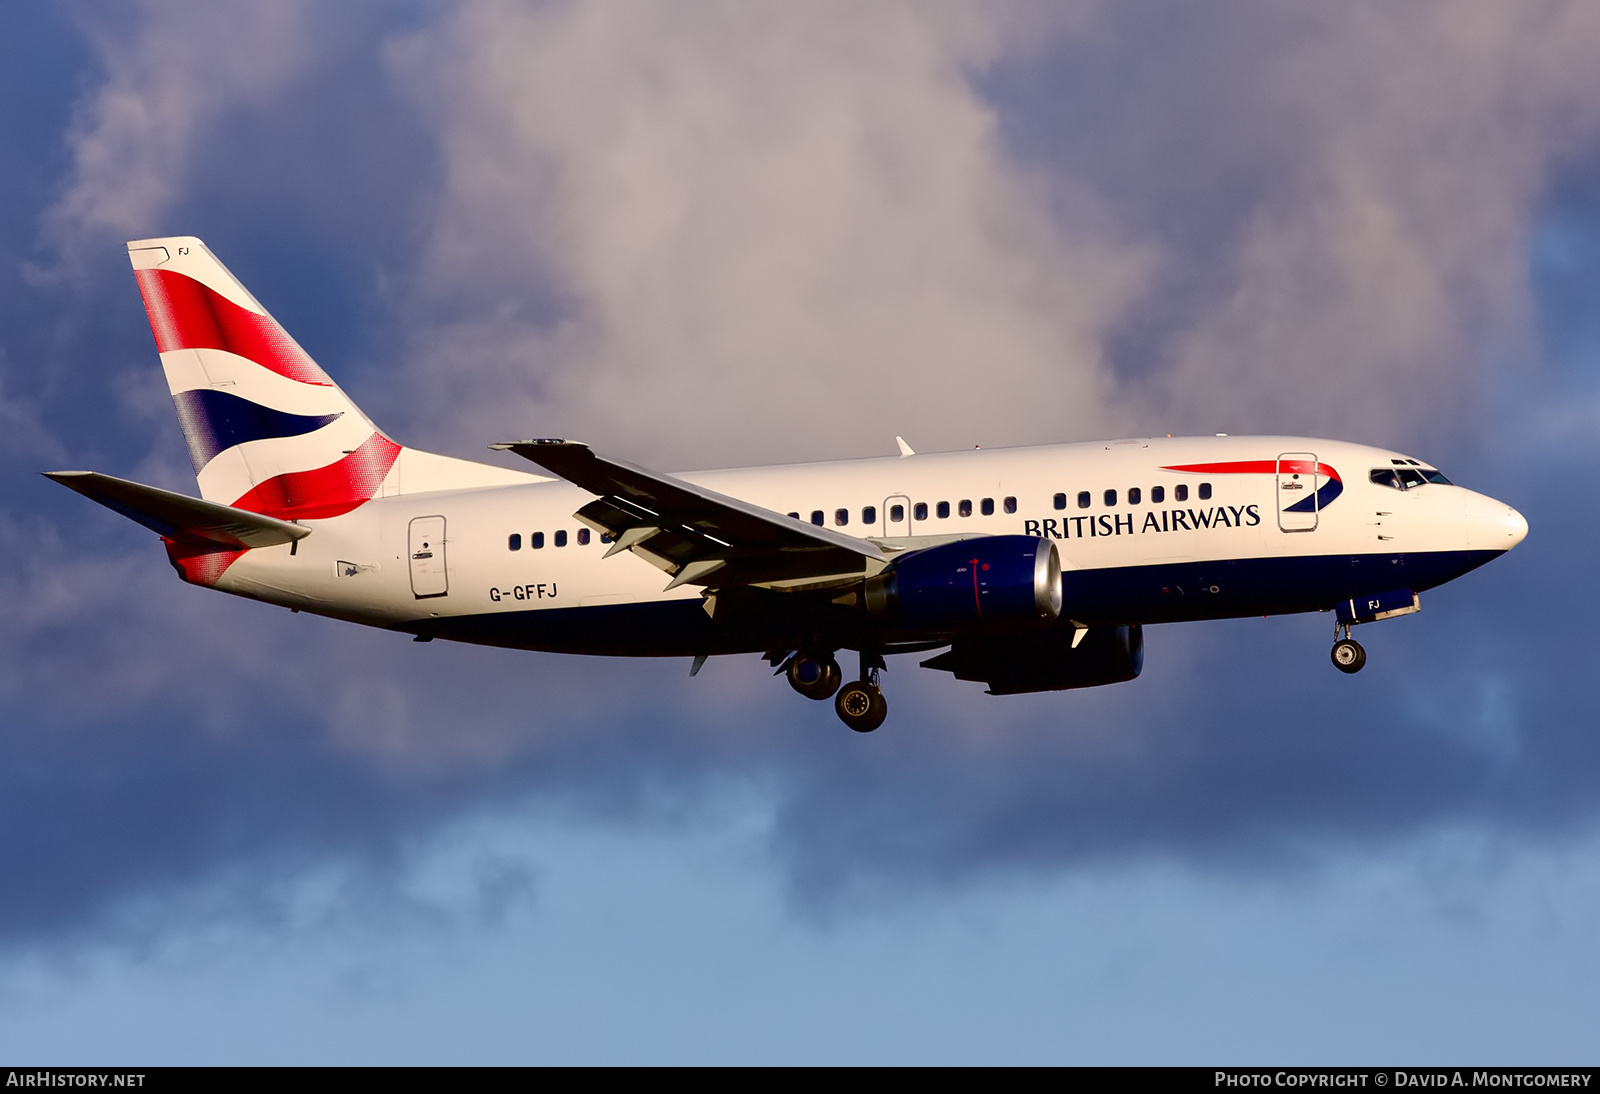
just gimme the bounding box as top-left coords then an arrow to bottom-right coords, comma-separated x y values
127,236 -> 400,518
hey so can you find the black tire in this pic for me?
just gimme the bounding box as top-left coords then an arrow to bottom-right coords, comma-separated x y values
835,682 -> 887,732
787,654 -> 841,700
1331,638 -> 1367,674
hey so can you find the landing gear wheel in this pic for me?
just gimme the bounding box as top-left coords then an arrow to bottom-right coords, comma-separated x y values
1331,638 -> 1367,674
787,654 -> 841,700
835,681 -> 887,733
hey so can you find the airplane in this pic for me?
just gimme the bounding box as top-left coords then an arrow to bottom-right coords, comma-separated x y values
45,237 -> 1529,732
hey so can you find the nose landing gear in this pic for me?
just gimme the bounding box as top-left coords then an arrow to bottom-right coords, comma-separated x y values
1331,624 -> 1366,674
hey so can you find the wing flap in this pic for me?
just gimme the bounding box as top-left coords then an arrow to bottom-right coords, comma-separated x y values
44,470 -> 310,549
492,439 -> 885,590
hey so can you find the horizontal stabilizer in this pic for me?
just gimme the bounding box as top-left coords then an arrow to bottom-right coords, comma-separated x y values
43,470 -> 310,548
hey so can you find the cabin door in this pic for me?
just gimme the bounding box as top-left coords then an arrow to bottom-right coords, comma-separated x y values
408,515 -> 449,598
883,495 -> 913,537
1276,452 -> 1320,532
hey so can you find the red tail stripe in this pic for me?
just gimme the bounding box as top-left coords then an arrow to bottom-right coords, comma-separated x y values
134,267 -> 332,387
1161,460 -> 1342,482
231,433 -> 401,521
162,537 -> 246,587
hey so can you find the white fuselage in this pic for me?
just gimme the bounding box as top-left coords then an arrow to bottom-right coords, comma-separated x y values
207,434 -> 1525,657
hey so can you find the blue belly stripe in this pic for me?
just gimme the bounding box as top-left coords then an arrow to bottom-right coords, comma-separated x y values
400,549 -> 1505,658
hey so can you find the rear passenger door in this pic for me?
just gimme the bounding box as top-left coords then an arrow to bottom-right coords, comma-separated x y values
408,515 -> 449,598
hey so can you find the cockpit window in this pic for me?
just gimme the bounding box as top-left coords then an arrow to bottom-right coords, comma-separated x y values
1372,466 -> 1453,489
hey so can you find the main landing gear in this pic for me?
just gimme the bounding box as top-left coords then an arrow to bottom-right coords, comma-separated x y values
1330,623 -> 1367,674
786,652 -> 841,700
776,649 -> 887,731
835,655 -> 888,733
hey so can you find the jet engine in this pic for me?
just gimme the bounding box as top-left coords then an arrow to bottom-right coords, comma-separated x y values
865,536 -> 1062,631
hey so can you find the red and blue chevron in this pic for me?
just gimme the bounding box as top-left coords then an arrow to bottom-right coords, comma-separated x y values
1160,459 -> 1344,512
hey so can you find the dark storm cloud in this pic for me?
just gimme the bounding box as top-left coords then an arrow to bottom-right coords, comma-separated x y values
4,1 -> 1600,946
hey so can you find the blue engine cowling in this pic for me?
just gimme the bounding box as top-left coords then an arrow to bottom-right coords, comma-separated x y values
866,536 -> 1062,631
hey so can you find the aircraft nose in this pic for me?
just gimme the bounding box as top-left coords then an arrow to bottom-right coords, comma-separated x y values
1466,494 -> 1528,549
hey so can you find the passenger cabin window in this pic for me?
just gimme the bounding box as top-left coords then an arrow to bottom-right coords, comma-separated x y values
835,508 -> 849,527
508,533 -> 522,551
1053,492 -> 1067,510
981,498 -> 994,516
532,532 -> 545,549
1128,487 -> 1142,505
1077,491 -> 1091,509
1151,486 -> 1165,503
811,510 -> 825,526
787,512 -> 800,519
890,504 -> 905,523
1199,482 -> 1212,500
936,501 -> 950,519
577,528 -> 590,545
958,499 -> 972,517
862,505 -> 877,524
914,502 -> 928,521
1003,496 -> 1017,514
1175,485 -> 1188,502
1104,489 -> 1117,506
554,530 -> 567,547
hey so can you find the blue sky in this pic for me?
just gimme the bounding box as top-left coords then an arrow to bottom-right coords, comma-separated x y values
4,1 -> 1600,1063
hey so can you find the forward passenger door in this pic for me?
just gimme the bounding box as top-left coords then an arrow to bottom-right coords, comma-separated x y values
1276,453 -> 1320,533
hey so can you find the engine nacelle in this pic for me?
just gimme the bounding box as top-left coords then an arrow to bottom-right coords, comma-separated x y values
866,536 -> 1062,631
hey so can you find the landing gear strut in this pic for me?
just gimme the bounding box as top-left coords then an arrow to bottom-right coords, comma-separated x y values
834,652 -> 887,733
1330,623 -> 1366,674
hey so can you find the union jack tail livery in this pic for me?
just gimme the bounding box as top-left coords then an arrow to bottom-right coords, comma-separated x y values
128,236 -> 399,520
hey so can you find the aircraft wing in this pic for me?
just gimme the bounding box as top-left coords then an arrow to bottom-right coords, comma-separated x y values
43,470 -> 310,549
491,440 -> 886,591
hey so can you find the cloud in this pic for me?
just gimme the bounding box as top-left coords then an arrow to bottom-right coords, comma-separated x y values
1005,3 -> 1600,448
384,0 -> 1148,467
41,0 -> 316,264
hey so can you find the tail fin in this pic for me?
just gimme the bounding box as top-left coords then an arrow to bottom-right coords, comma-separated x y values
128,236 -> 400,519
